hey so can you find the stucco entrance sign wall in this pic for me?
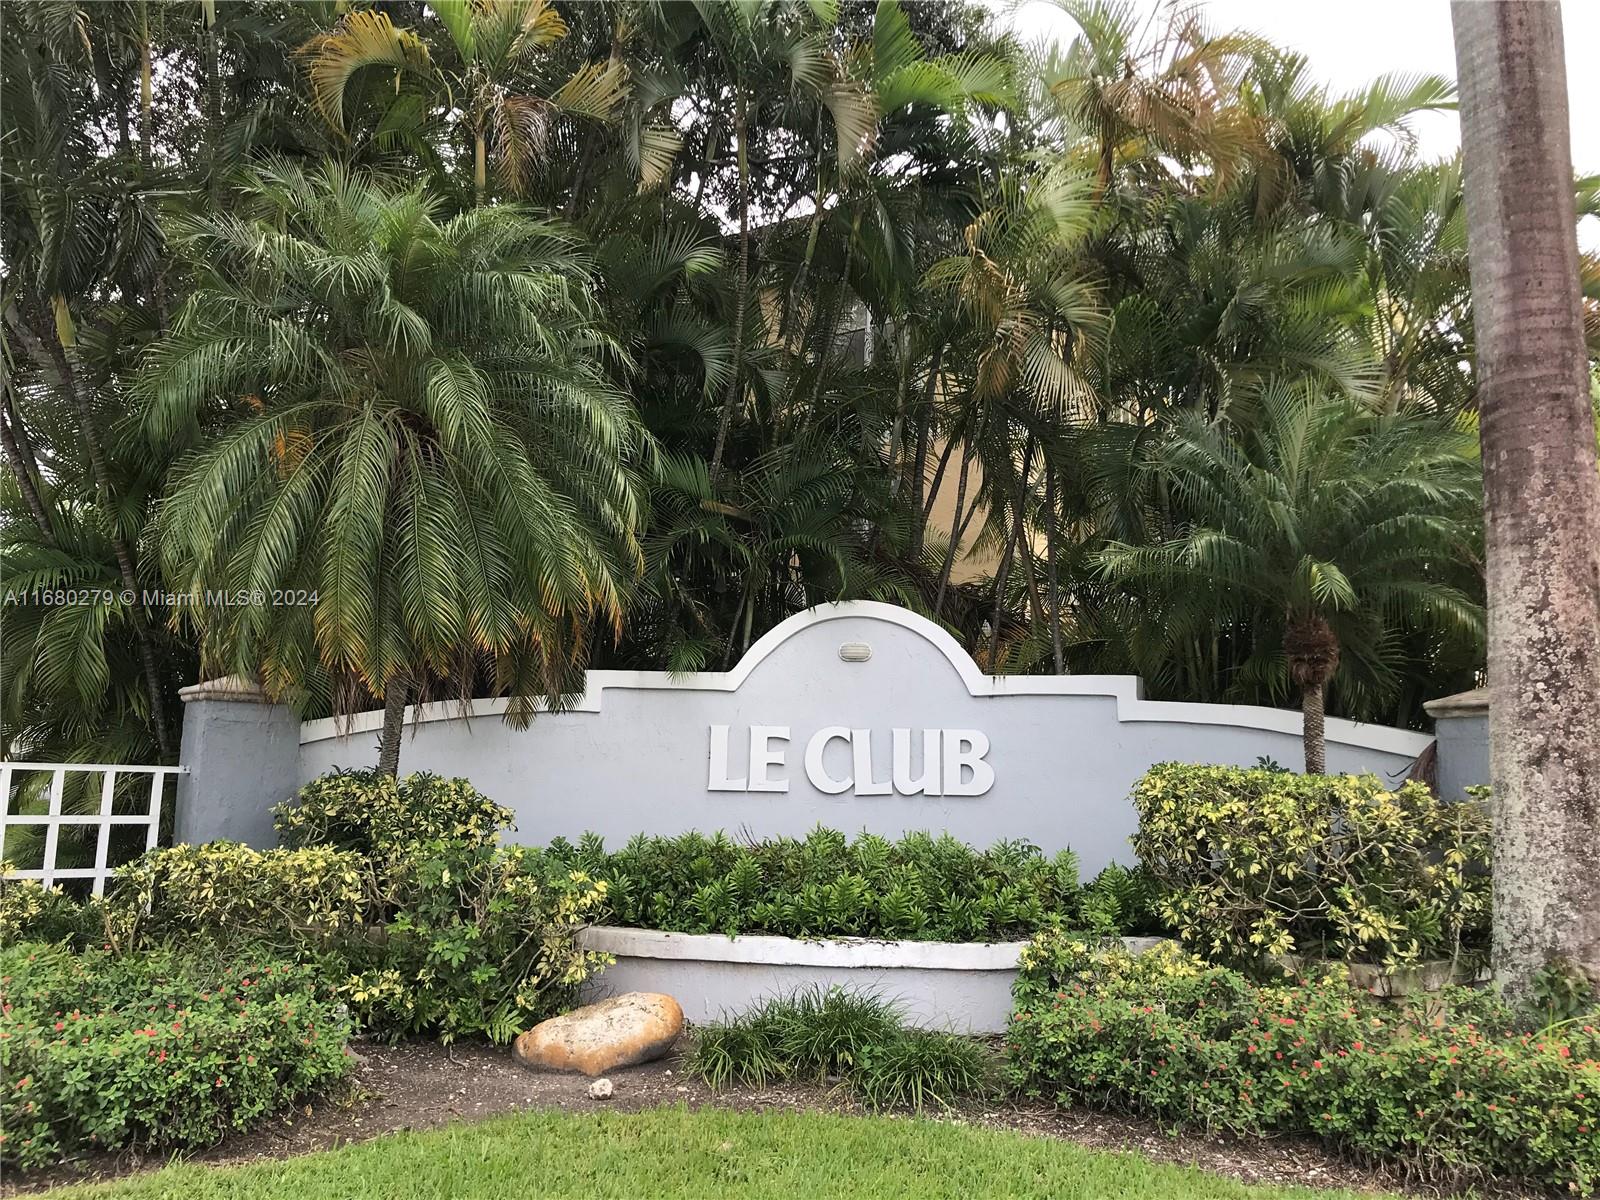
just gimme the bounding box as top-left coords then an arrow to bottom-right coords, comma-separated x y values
297,602 -> 1430,873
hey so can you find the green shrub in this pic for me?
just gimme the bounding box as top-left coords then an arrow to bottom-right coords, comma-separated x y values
107,842 -> 367,954
0,942 -> 352,1171
855,1028 -> 990,1112
686,989 -> 991,1111
0,875 -> 106,950
550,828 -> 1144,942
1075,863 -> 1162,937
1131,764 -> 1489,965
274,770 -> 512,861
334,841 -> 610,1044
1007,930 -> 1600,1193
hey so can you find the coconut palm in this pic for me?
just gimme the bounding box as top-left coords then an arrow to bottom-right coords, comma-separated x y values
1097,384 -> 1483,773
143,159 -> 648,774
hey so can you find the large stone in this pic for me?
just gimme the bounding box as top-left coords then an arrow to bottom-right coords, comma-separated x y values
513,992 -> 683,1077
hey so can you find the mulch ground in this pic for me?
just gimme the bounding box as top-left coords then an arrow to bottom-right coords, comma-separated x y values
3,1037 -> 1533,1198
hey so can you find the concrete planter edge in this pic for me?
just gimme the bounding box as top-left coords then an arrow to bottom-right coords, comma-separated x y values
575,925 -> 1171,1034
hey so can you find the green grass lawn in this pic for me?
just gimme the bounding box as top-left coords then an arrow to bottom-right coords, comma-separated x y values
40,1105 -> 1384,1200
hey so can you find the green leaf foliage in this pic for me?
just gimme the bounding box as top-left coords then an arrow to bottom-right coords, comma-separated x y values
1008,934 -> 1600,1194
0,943 -> 352,1171
548,827 -> 1155,942
1131,763 -> 1490,966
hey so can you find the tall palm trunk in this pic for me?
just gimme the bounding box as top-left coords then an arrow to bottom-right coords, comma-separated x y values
1284,614 -> 1340,775
986,515 -> 1018,668
933,441 -> 974,620
138,0 -> 153,168
1452,0 -> 1600,995
1,393 -> 54,542
1043,467 -> 1065,674
709,100 -> 750,483
908,346 -> 943,557
376,682 -> 407,777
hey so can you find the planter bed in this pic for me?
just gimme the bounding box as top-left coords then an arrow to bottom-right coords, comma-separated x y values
577,926 -> 1170,1033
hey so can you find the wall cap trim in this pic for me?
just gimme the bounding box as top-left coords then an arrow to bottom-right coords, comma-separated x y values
299,601 -> 1432,758
1423,688 -> 1490,719
577,925 -> 1028,969
578,925 -> 1172,969
178,675 -> 272,704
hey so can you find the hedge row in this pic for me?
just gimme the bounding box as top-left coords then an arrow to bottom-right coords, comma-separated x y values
1008,933 -> 1600,1193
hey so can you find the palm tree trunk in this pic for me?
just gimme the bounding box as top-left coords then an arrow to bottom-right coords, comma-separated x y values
1285,614 -> 1339,777
1,394 -> 53,542
922,432 -> 959,524
908,346 -> 943,556
1301,679 -> 1327,775
1452,0 -> 1600,996
709,100 -> 750,483
376,682 -> 407,777
934,442 -> 973,619
138,0 -> 153,168
885,325 -> 912,496
986,515 -> 1018,668
1043,467 -> 1064,674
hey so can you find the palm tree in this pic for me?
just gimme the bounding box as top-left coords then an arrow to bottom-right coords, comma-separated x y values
923,164 -> 1104,619
1097,385 -> 1483,773
298,1 -> 628,200
1,0 -> 179,758
677,0 -> 876,482
1046,0 -> 1258,192
143,159 -> 647,775
1451,0 -> 1600,996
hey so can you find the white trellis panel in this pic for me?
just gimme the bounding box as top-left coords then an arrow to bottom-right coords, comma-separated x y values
1,763 -> 185,895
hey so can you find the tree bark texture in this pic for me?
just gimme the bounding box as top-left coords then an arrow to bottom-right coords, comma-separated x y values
1452,0 -> 1600,993
376,682 -> 408,777
1300,680 -> 1326,776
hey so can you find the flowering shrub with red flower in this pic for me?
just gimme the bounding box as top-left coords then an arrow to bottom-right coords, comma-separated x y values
0,942 -> 351,1172
1008,932 -> 1600,1193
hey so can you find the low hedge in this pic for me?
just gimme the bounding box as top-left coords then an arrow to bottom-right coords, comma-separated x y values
274,769 -> 512,862
1132,764 -> 1490,966
107,842 -> 368,954
1007,932 -> 1600,1193
547,827 -> 1161,942
0,942 -> 352,1171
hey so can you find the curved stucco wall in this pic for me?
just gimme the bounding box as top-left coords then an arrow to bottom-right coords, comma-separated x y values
298,603 -> 1429,874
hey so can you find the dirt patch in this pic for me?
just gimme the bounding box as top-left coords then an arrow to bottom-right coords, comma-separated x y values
4,1038 -> 1532,1198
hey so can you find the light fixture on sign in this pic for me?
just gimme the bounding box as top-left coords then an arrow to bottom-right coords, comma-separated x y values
838,641 -> 872,663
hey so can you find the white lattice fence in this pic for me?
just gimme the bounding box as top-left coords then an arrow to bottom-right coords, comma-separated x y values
0,763 -> 185,895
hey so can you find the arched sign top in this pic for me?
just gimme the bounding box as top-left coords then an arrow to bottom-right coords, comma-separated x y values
300,600 -> 1430,758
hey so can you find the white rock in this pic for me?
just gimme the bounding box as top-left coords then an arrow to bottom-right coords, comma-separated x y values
588,1077 -> 615,1100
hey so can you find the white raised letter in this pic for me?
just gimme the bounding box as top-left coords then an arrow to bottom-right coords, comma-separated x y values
708,724 -> 746,791
941,729 -> 994,796
804,727 -> 853,794
748,726 -> 790,792
892,728 -> 942,795
851,728 -> 892,795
